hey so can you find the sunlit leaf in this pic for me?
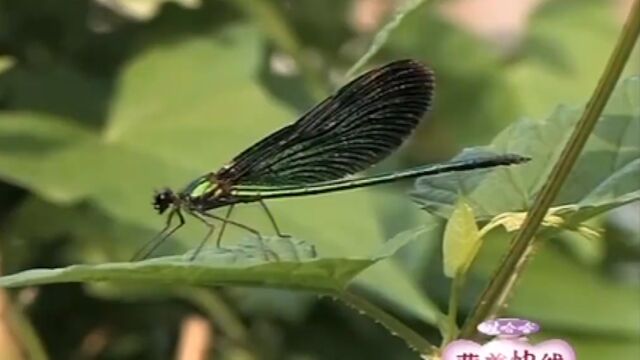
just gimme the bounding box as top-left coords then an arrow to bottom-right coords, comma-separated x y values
442,198 -> 480,278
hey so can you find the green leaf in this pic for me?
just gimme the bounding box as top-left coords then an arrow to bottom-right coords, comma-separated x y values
0,64 -> 110,126
442,198 -> 480,278
0,113 -> 95,202
0,227 -> 420,290
412,76 -> 640,225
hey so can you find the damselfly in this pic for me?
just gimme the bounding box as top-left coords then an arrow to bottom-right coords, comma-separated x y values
134,60 -> 529,260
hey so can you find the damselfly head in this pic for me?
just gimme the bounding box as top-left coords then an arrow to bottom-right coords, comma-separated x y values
153,188 -> 177,214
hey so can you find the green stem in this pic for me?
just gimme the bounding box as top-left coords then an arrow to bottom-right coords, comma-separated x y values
442,274 -> 463,345
460,0 -> 640,339
345,0 -> 429,79
233,0 -> 328,100
337,289 -> 437,356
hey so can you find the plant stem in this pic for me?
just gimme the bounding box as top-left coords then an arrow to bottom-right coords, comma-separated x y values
234,0 -> 328,100
460,0 -> 640,339
345,0 -> 429,79
442,273 -> 463,344
337,289 -> 437,356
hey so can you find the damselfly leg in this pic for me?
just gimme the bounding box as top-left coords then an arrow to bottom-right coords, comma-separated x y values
199,211 -> 261,238
187,209 -> 265,260
189,212 -> 216,261
215,205 -> 235,248
211,202 -> 285,261
197,210 -> 278,261
214,201 -> 288,247
258,199 -> 290,238
132,209 -> 185,261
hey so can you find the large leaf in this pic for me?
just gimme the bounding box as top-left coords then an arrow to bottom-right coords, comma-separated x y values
0,24 -> 441,324
0,65 -> 110,126
0,113 -> 96,202
0,228 -> 422,291
412,76 -> 640,223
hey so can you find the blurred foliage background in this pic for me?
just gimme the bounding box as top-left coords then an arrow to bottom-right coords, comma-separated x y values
0,0 -> 638,359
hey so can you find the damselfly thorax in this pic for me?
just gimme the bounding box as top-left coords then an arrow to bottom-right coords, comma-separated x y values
153,171 -> 256,213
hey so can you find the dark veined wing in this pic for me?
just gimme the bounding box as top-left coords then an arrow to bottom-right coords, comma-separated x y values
216,59 -> 435,185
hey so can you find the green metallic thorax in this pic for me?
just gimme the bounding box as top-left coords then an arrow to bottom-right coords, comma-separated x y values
181,175 -> 217,198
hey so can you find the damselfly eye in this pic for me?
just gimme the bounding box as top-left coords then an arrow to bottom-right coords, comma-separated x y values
152,188 -> 175,214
